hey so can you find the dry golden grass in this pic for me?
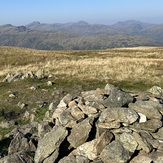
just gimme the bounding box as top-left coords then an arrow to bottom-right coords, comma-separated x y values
0,46 -> 163,86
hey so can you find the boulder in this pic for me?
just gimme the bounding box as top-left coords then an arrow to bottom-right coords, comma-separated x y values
98,107 -> 138,129
34,126 -> 68,163
78,103 -> 98,116
132,119 -> 162,133
104,86 -> 133,107
100,140 -> 132,163
70,139 -> 98,160
130,152 -> 152,163
129,101 -> 162,120
81,89 -> 104,104
8,131 -> 36,155
37,121 -> 53,139
0,151 -> 34,163
93,131 -> 113,155
148,85 -> 163,96
151,127 -> 163,140
67,118 -> 93,148
119,133 -> 138,153
149,151 -> 163,162
59,109 -> 77,128
132,132 -> 153,153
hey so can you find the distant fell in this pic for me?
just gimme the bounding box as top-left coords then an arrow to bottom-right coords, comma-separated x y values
0,20 -> 162,50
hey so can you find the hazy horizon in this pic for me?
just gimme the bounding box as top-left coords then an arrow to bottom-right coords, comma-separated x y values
1,0 -> 163,26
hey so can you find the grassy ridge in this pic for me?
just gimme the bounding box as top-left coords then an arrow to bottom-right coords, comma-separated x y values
0,46 -> 163,91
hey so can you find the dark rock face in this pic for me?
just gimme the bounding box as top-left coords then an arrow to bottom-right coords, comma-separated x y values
1,84 -> 163,163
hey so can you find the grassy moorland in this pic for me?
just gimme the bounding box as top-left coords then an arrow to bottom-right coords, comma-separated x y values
0,46 -> 163,91
0,46 -> 163,140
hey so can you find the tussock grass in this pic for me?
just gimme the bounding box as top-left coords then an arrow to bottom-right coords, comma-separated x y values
0,46 -> 163,90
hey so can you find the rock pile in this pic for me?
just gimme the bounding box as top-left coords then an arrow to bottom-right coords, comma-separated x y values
1,84 -> 163,162
2,69 -> 46,82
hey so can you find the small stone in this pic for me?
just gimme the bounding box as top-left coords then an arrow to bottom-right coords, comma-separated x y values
0,120 -> 15,129
35,69 -> 44,79
57,94 -> 73,108
148,86 -> 163,96
98,121 -> 121,129
138,113 -> 147,123
68,100 -> 77,107
71,105 -> 85,121
9,93 -> 16,98
23,111 -> 30,120
29,86 -> 37,90
70,139 -> 98,160
47,81 -> 53,86
30,114 -> 35,122
78,103 -> 97,115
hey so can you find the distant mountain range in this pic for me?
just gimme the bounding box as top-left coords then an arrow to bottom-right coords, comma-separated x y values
0,20 -> 163,50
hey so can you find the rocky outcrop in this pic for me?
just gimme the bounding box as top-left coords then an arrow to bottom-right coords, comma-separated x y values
1,83 -> 163,162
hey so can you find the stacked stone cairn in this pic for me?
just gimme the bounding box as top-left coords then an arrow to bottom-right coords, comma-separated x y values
1,84 -> 163,162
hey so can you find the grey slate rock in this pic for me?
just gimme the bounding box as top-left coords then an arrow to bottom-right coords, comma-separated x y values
100,140 -> 131,163
132,119 -> 162,133
8,131 -> 36,155
129,101 -> 162,120
98,107 -> 138,125
67,118 -> 93,148
58,155 -> 89,163
104,87 -> 133,107
34,125 -> 68,163
0,151 -> 34,163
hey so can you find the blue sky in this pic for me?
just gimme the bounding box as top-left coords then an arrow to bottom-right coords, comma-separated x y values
0,0 -> 163,25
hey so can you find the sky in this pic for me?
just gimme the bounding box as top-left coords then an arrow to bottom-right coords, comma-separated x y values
0,0 -> 163,26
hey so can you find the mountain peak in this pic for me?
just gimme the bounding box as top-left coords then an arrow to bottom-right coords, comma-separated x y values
26,21 -> 41,27
76,21 -> 89,25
